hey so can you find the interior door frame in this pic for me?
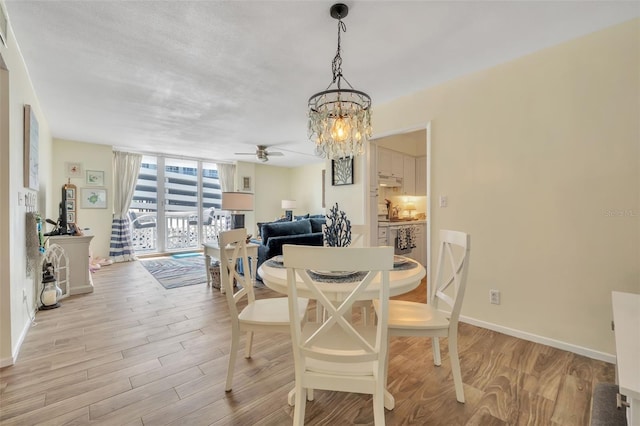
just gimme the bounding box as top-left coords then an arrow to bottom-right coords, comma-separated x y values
366,122 -> 432,286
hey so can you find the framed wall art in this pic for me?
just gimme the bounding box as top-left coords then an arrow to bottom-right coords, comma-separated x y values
81,188 -> 107,209
242,176 -> 252,192
65,162 -> 82,177
86,170 -> 104,186
23,105 -> 39,190
331,157 -> 354,186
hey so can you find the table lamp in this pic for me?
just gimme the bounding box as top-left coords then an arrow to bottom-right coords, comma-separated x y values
222,192 -> 254,229
404,202 -> 416,218
281,200 -> 296,221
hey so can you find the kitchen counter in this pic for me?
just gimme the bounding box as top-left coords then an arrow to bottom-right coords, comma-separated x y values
378,220 -> 427,227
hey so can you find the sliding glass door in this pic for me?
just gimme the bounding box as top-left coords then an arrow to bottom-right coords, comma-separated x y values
129,156 -> 223,254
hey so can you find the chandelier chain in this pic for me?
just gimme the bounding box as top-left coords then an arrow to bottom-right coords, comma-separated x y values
331,20 -> 347,86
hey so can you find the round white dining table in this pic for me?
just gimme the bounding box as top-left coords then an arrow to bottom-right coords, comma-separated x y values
258,256 -> 426,302
257,254 -> 426,410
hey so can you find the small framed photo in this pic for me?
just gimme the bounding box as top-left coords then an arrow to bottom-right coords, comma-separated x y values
86,170 -> 104,186
331,157 -> 354,186
65,162 -> 82,177
67,212 -> 76,223
66,200 -> 75,211
242,176 -> 252,192
81,188 -> 107,209
65,188 -> 75,200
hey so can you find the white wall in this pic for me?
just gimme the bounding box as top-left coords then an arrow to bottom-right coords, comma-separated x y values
1,8 -> 54,366
372,19 -> 640,356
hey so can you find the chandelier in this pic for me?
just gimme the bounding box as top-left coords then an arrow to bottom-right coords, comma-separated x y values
308,3 -> 372,160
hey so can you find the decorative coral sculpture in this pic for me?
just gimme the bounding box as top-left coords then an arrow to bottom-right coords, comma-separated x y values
324,203 -> 352,247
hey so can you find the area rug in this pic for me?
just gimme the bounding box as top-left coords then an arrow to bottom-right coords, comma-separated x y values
140,255 -> 208,289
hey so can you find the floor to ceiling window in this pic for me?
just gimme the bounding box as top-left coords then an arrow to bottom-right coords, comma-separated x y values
129,156 -> 223,254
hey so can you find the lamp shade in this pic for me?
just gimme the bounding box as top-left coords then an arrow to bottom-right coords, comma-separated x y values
281,199 -> 297,209
221,192 -> 254,211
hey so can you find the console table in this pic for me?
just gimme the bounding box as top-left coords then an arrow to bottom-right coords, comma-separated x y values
203,242 -> 259,293
612,291 -> 640,425
48,235 -> 94,295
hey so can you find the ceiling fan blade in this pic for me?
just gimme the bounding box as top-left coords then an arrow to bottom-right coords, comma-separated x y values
267,152 -> 284,156
234,152 -> 255,155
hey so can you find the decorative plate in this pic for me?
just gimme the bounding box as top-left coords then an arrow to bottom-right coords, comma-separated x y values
393,256 -> 409,267
309,270 -> 359,279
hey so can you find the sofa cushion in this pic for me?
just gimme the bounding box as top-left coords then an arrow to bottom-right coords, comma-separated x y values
257,218 -> 289,239
261,219 -> 312,245
309,217 -> 326,233
294,214 -> 310,220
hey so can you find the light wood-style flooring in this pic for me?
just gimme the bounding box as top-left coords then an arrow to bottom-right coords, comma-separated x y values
1,259 -> 614,425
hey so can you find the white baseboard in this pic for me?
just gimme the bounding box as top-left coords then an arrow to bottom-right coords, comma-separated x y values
460,315 -> 616,364
0,311 -> 34,368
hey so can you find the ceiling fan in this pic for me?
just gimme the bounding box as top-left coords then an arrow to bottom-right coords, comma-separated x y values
234,145 -> 284,163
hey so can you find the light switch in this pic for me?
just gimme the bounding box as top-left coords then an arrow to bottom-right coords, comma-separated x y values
18,192 -> 24,205
439,195 -> 448,208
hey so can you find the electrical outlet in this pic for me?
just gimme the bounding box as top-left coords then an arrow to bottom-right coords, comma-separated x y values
490,289 -> 500,305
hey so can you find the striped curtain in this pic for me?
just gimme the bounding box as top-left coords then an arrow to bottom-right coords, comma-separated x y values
109,151 -> 142,262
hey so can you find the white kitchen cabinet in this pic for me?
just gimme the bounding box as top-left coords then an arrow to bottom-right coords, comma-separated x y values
391,151 -> 404,177
403,156 -> 416,195
377,226 -> 388,247
416,155 -> 427,195
377,147 -> 392,176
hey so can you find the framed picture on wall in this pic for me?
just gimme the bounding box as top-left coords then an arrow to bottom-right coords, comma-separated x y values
65,187 -> 75,200
23,105 -> 39,191
331,157 -> 354,186
242,176 -> 251,191
81,188 -> 107,209
86,170 -> 104,186
65,162 -> 82,177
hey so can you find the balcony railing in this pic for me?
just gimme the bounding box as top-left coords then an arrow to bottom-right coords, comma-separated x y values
129,209 -> 231,253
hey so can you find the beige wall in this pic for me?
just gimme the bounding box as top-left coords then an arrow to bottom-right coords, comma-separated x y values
1,10 -> 54,366
52,139 -> 113,258
373,19 -> 640,356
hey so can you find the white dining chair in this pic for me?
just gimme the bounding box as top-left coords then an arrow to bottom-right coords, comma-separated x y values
374,229 -> 471,403
283,244 -> 394,426
219,228 -> 309,392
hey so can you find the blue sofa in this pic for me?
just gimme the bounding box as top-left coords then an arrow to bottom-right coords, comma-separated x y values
255,217 -> 325,279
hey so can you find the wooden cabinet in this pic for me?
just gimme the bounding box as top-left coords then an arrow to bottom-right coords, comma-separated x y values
48,235 -> 94,295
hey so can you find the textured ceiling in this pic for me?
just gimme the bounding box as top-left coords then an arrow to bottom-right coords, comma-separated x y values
4,1 -> 638,167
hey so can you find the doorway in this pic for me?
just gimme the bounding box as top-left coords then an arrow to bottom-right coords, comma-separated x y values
367,123 -> 431,282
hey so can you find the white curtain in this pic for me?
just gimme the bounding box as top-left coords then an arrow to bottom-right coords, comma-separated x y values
217,163 -> 236,192
109,151 -> 143,262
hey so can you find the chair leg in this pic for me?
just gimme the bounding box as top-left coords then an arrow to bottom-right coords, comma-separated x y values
244,331 -> 254,358
293,382 -> 306,426
449,333 -> 465,403
373,385 -> 386,425
225,331 -> 239,391
307,388 -> 314,401
432,337 -> 442,366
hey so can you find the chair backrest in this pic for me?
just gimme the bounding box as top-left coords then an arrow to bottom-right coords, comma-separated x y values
283,245 -> 393,367
350,224 -> 368,247
431,230 -> 471,325
219,228 -> 255,320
